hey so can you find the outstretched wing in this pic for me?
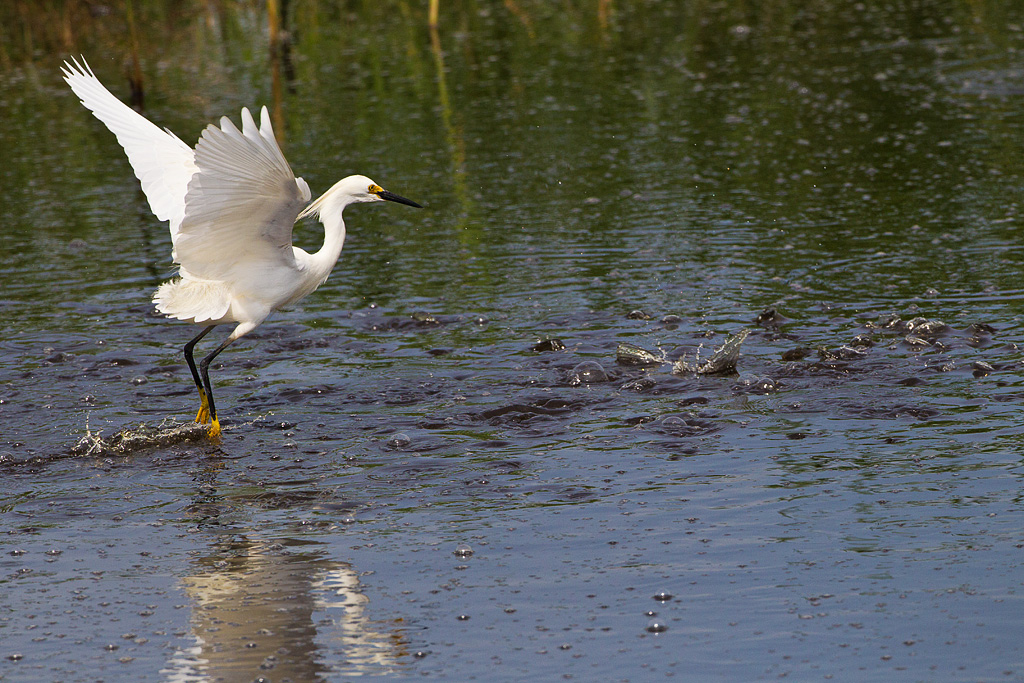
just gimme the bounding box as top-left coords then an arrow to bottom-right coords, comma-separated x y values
173,106 -> 312,281
61,57 -> 196,236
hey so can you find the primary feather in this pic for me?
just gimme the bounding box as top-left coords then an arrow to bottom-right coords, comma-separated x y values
61,56 -> 195,235
176,107 -> 312,282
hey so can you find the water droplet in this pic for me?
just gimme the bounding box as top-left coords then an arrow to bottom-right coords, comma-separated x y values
9,549 -> 25,557
454,543 -> 473,557
532,338 -> 565,352
341,516 -> 356,525
104,644 -> 119,651
131,376 -> 148,385
385,433 -> 411,449
621,377 -> 656,392
616,342 -> 662,366
457,614 -> 471,621
972,360 -> 995,377
735,374 -> 778,393
414,650 -> 429,658
7,654 -> 23,662
411,311 -> 439,324
646,618 -> 668,633
652,591 -> 673,601
850,334 -> 874,348
568,361 -> 610,386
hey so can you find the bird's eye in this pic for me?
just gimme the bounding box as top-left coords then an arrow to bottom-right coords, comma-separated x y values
368,184 -> 383,195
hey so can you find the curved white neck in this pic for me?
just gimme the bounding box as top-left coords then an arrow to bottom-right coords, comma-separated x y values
309,210 -> 347,284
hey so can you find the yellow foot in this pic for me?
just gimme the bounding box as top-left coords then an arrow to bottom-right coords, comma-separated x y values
195,390 -> 211,424
207,418 -> 222,439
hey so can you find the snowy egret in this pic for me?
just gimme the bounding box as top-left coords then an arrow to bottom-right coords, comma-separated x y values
62,57 -> 422,438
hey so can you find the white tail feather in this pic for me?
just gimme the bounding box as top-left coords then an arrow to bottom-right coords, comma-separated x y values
153,278 -> 231,324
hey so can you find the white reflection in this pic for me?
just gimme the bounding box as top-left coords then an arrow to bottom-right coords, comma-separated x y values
162,538 -> 406,681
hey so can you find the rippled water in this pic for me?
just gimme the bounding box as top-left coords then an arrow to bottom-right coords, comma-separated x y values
3,2 -> 1024,680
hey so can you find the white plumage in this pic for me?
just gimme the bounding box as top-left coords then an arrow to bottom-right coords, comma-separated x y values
63,57 -> 422,437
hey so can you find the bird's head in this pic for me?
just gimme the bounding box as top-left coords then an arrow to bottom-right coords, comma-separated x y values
298,175 -> 422,220
340,175 -> 423,207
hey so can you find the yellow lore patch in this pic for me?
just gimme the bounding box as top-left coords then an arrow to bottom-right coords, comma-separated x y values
368,184 -> 384,195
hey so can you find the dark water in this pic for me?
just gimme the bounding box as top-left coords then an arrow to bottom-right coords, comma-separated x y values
3,2 -> 1024,680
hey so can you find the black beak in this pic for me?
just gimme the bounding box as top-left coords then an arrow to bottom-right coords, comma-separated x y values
379,189 -> 423,208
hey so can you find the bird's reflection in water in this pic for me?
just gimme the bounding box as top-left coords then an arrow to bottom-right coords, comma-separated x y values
163,537 -> 407,681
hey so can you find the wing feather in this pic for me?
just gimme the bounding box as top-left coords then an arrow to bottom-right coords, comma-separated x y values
61,57 -> 195,236
174,107 -> 312,281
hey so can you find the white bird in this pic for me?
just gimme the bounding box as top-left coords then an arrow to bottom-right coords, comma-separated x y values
62,57 -> 422,438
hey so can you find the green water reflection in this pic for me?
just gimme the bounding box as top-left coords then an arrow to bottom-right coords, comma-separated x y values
2,2 -> 1023,329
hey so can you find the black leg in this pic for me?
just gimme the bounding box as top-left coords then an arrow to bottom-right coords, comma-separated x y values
184,325 -> 217,424
199,335 -> 236,438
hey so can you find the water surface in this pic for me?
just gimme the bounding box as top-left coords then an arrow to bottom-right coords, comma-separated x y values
2,1 -> 1024,680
